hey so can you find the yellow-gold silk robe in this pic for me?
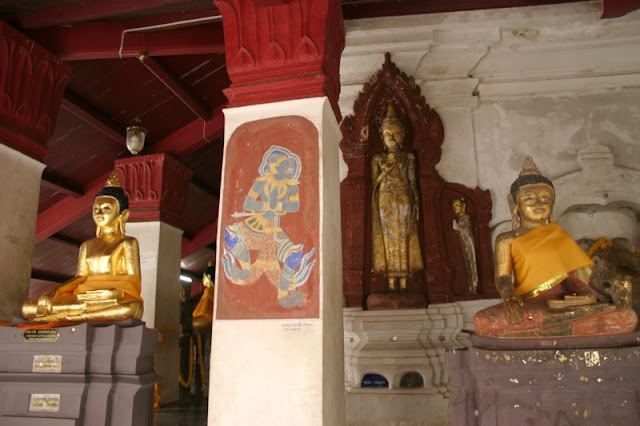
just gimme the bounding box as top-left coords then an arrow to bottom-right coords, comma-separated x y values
512,223 -> 593,300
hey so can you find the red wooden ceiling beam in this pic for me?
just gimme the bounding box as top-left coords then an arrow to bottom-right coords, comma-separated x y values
27,22 -> 224,61
41,172 -> 84,198
120,5 -> 221,28
15,0 -> 196,30
341,0 -> 585,20
150,105 -> 225,157
139,55 -> 212,121
62,94 -> 125,147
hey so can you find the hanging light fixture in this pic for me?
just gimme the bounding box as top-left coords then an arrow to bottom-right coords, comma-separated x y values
126,55 -> 148,155
126,121 -> 147,155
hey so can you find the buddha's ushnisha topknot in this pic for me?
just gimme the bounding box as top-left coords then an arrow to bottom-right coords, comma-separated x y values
95,170 -> 128,213
509,157 -> 554,200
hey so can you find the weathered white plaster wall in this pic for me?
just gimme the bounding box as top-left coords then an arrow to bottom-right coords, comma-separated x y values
339,0 -> 640,230
339,2 -> 640,425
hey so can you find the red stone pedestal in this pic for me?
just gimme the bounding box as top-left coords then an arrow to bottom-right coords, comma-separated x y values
366,293 -> 426,310
446,334 -> 640,426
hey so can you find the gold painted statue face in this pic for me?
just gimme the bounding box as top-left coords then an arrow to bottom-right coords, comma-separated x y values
516,183 -> 554,223
381,122 -> 404,152
452,199 -> 465,216
93,196 -> 120,227
93,196 -> 121,228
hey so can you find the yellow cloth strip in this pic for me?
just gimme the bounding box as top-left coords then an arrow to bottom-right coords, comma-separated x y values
512,223 -> 593,297
192,287 -> 213,324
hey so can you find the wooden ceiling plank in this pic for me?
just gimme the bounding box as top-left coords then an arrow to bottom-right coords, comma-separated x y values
27,22 -> 225,61
35,171 -> 111,244
49,234 -> 82,248
41,172 -> 84,198
118,5 -> 222,29
140,55 -> 212,121
150,104 -> 225,157
31,271 -> 71,283
16,0 -> 195,30
62,94 -> 125,146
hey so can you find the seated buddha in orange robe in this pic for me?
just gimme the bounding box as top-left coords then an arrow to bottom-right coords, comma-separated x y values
474,158 -> 637,338
22,172 -> 143,323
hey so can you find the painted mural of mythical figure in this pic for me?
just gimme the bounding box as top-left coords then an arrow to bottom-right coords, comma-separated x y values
222,145 -> 315,308
451,197 -> 478,294
371,104 -> 424,293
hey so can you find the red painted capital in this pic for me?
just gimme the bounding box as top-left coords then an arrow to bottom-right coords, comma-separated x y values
115,153 -> 193,228
601,0 -> 640,18
214,0 -> 345,120
0,22 -> 70,160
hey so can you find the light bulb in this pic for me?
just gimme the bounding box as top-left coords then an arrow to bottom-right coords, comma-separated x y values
126,125 -> 147,155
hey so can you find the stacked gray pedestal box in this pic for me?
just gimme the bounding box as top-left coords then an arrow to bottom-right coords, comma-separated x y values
0,321 -> 159,425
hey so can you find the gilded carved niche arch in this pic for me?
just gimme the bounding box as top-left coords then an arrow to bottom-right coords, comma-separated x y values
340,53 -> 498,307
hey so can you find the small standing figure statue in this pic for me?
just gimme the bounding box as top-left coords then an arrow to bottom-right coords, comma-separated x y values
371,103 -> 424,293
451,198 -> 478,294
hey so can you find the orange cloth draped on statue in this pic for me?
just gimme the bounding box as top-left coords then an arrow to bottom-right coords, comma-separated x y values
192,286 -> 213,324
51,275 -> 144,303
512,223 -> 593,300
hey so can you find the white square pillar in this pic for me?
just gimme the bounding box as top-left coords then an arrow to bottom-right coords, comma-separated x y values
209,97 -> 345,425
127,221 -> 183,404
0,144 -> 45,321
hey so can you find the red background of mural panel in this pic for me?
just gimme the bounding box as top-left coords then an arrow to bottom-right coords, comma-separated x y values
216,116 -> 320,319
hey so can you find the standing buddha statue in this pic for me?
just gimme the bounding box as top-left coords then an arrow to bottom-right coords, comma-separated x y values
371,103 -> 424,293
22,171 -> 143,323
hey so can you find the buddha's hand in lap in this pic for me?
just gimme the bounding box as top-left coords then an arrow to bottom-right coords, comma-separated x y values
505,297 -> 525,324
547,293 -> 598,310
76,288 -> 124,301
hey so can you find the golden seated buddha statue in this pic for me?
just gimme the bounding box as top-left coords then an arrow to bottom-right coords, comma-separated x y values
474,158 -> 637,338
23,172 -> 143,323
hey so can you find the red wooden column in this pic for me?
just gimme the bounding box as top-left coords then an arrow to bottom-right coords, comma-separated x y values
0,22 -> 70,321
214,0 -> 344,119
0,22 -> 70,160
115,153 -> 192,404
209,1 -> 346,424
